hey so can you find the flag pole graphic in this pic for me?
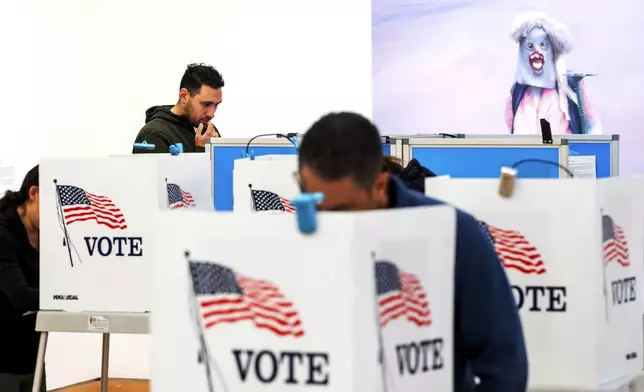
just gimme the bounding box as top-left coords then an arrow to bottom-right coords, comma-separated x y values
165,178 -> 170,208
54,180 -> 75,267
600,212 -> 610,323
185,251 -> 230,392
248,184 -> 256,212
603,254 -> 609,323
372,251 -> 390,392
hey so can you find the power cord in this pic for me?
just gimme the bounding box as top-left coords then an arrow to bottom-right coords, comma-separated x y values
499,158 -> 574,198
244,133 -> 298,156
511,158 -> 574,178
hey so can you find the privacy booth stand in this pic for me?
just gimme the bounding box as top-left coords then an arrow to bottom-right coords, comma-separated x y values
424,177 -> 644,391
209,136 -> 399,211
149,205 -> 457,392
34,154 -> 211,392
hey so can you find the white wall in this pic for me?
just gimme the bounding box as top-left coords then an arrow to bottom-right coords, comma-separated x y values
1,0 -> 371,389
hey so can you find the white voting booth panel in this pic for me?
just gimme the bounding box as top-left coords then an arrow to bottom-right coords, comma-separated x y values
233,155 -> 299,213
40,154 -> 211,312
150,207 -> 456,392
424,178 -> 644,390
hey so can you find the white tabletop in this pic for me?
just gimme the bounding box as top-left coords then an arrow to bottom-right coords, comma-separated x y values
35,311 -> 149,334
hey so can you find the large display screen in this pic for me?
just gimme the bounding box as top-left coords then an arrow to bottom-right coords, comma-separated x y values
372,0 -> 644,173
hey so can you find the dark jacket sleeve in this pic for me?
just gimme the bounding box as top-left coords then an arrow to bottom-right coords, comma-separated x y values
0,237 -> 39,312
132,130 -> 171,154
455,211 -> 528,391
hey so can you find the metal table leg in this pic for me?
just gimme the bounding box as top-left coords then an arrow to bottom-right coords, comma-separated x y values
32,332 -> 49,392
100,333 -> 110,392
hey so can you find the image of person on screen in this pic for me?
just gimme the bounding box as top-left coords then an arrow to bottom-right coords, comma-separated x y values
505,12 -> 601,135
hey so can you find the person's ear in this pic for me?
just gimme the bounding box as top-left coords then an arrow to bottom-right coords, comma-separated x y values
372,172 -> 389,200
178,88 -> 191,104
28,185 -> 39,202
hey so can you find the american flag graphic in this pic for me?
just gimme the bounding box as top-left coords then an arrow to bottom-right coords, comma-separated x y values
375,261 -> 431,328
189,261 -> 304,337
479,221 -> 545,275
250,188 -> 295,213
57,185 -> 127,230
167,183 -> 196,209
602,215 -> 630,267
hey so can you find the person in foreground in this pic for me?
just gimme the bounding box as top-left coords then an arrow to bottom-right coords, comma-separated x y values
297,113 -> 528,392
132,63 -> 224,154
0,165 -> 44,392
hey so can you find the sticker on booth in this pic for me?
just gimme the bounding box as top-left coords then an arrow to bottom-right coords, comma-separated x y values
249,183 -> 295,213
375,260 -> 432,328
185,252 -> 321,392
166,180 -> 196,209
375,254 -> 451,392
478,220 -> 569,314
54,180 -> 130,267
478,221 -> 546,275
602,215 -> 637,311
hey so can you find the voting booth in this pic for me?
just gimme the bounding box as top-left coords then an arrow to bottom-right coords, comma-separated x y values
209,137 -> 399,211
404,136 -> 571,179
149,206 -> 456,392
233,155 -> 299,214
424,177 -> 644,390
40,154 -> 211,312
402,134 -> 619,179
466,134 -> 618,177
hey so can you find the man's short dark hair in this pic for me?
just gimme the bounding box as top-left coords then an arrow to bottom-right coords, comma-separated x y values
180,63 -> 225,95
299,112 -> 384,189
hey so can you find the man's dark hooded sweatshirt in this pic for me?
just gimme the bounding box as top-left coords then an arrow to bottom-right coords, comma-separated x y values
132,105 -> 220,154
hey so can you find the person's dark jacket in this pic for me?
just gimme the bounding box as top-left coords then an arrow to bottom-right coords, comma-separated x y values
388,175 -> 528,392
132,105 -> 220,154
394,158 -> 436,193
0,208 -> 40,374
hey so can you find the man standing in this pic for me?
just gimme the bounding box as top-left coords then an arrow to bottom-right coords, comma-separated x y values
297,112 -> 528,392
133,63 -> 224,154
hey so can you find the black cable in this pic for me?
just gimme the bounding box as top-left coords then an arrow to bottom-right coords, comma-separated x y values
438,133 -> 457,138
511,159 -> 574,178
245,133 -> 293,156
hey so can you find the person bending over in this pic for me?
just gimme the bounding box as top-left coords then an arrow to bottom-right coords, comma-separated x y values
133,63 -> 224,154
0,165 -> 44,392
382,155 -> 436,193
297,113 -> 528,392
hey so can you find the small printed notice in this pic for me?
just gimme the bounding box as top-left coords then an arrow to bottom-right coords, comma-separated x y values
568,155 -> 596,179
87,315 -> 110,332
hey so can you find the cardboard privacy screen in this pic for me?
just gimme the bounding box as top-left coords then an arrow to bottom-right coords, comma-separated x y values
425,177 -> 644,389
40,154 -> 211,312
150,206 -> 456,392
233,156 -> 299,214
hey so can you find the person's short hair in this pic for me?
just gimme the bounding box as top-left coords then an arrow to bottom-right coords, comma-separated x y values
298,112 -> 384,189
180,63 -> 225,95
382,155 -> 404,173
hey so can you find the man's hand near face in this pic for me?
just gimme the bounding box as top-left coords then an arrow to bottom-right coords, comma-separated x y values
195,122 -> 220,147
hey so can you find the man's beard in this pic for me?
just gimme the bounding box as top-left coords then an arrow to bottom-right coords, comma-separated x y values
184,101 -> 200,127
